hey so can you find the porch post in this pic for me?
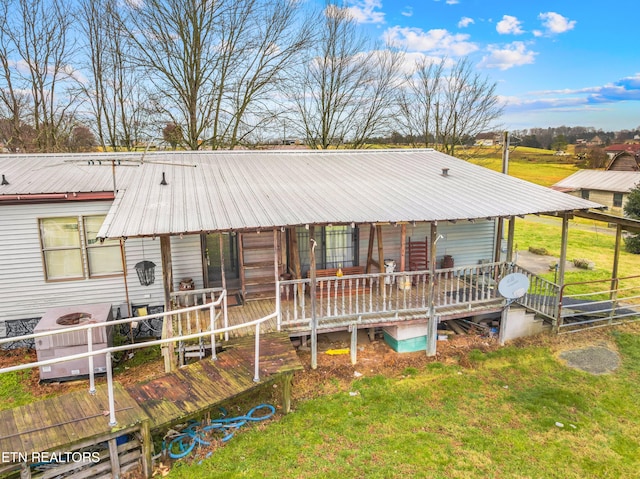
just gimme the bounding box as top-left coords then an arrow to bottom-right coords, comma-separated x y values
309,226 -> 318,370
506,216 -> 516,263
218,234 -> 227,292
610,224 -> 622,300
427,222 -> 438,356
494,218 -> 503,263
400,224 -> 407,272
554,213 -> 570,333
160,235 -> 176,372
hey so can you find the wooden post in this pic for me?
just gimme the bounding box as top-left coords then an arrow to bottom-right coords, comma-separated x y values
140,419 -> 153,478
400,224 -> 407,272
376,225 -> 384,272
218,234 -> 227,292
365,224 -> 376,273
554,214 -> 570,334
309,226 -> 318,370
119,238 -> 131,318
494,217 -> 503,263
427,222 -> 438,356
506,216 -> 515,263
280,372 -> 294,414
160,236 -> 175,372
611,224 -> 622,300
350,322 -> 358,365
238,233 -> 246,299
288,227 -> 303,298
108,438 -> 121,478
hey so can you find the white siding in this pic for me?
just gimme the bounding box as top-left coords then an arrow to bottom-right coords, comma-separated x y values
0,203 -> 206,325
358,220 -> 496,272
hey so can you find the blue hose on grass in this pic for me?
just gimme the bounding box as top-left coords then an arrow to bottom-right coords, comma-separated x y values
163,404 -> 276,459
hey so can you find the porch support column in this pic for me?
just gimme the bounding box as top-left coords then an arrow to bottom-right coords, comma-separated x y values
506,216 -> 516,263
426,222 -> 438,357
554,213 -> 570,334
400,224 -> 407,272
218,234 -> 227,292
160,235 -> 176,372
493,218 -> 504,263
610,224 -> 622,300
309,226 -> 318,370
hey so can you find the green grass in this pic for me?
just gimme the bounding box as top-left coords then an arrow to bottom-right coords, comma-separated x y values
0,370 -> 35,410
514,217 -> 640,297
168,330 -> 640,478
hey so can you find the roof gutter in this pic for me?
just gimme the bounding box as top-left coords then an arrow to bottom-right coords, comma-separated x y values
0,191 -> 115,204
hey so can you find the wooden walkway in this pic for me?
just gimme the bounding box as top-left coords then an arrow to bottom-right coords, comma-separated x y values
0,332 -> 302,478
127,332 -> 302,431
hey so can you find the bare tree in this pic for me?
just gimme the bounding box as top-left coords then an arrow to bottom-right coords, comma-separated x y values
1,0 -> 79,152
290,4 -> 402,149
119,0 -> 309,150
397,57 -> 503,155
78,0 -> 150,151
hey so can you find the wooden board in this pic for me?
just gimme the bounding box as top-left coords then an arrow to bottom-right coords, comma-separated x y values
0,383 -> 146,456
126,332 -> 302,431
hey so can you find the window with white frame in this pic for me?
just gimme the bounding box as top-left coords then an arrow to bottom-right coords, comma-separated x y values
39,215 -> 122,280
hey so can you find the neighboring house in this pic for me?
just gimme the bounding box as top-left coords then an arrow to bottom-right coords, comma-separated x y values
552,169 -> 640,213
604,143 -> 640,160
1,149 -> 602,350
474,133 -> 499,146
587,135 -> 605,146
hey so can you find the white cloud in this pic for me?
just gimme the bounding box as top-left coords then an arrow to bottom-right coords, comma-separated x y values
480,41 -> 537,70
446,0 -> 459,4
538,12 -> 576,34
384,26 -> 478,56
458,17 -> 474,28
401,6 -> 413,17
496,15 -> 524,35
345,0 -> 385,24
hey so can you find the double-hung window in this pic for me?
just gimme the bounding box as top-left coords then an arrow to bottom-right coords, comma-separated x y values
296,225 -> 357,273
39,215 -> 122,281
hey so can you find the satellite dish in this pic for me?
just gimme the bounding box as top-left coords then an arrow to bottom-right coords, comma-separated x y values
498,273 -> 530,299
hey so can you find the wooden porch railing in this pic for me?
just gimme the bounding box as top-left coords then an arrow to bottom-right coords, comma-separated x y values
277,261 -> 518,331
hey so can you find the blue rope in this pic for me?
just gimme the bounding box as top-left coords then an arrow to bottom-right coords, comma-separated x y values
163,404 -> 276,459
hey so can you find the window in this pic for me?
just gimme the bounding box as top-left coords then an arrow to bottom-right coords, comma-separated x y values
581,190 -> 590,200
613,193 -> 623,208
40,215 -> 122,281
296,226 -> 357,272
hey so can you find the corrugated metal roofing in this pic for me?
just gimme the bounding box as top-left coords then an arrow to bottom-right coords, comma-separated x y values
552,169 -> 640,193
92,149 -> 602,238
0,150 -> 603,238
0,152 -> 139,195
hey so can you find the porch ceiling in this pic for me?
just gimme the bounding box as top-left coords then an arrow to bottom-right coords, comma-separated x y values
89,149 -> 603,239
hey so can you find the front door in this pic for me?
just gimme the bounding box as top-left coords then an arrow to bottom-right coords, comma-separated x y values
204,233 -> 240,289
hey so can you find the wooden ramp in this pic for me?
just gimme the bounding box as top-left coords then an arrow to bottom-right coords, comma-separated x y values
0,332 -> 302,478
0,382 -> 151,478
127,332 -> 303,431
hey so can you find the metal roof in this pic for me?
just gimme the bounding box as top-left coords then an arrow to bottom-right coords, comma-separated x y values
88,149 -> 602,238
0,152 -> 139,195
552,169 -> 640,193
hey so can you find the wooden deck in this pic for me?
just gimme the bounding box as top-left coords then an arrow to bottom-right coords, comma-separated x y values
0,332 -> 301,478
127,332 -> 302,431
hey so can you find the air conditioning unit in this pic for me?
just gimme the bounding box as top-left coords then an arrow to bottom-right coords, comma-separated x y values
34,303 -> 114,381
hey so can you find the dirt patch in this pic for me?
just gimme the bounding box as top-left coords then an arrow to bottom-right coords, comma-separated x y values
558,346 -> 620,375
515,249 -> 580,275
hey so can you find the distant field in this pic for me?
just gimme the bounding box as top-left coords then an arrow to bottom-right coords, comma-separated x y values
467,157 -> 579,187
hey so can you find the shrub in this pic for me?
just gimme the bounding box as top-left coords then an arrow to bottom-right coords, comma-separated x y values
528,246 -> 548,255
624,234 -> 640,254
573,258 -> 595,270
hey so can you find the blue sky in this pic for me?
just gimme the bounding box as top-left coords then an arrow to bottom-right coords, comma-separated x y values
317,0 -> 640,132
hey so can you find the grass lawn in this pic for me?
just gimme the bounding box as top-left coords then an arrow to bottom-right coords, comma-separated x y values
168,327 -> 640,478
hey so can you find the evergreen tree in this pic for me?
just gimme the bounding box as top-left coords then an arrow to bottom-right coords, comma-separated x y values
623,183 -> 640,253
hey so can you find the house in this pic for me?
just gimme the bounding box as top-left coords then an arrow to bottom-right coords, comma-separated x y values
604,143 -> 640,160
0,149 -> 603,357
552,169 -> 640,213
474,133 -> 499,147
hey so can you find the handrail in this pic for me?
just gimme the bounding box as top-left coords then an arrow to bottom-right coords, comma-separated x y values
0,290 -> 275,426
